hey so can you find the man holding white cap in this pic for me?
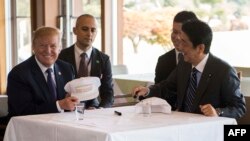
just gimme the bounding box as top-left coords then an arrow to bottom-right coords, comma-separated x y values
59,14 -> 114,108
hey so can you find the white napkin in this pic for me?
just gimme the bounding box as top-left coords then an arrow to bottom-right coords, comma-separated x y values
135,97 -> 171,114
64,77 -> 101,101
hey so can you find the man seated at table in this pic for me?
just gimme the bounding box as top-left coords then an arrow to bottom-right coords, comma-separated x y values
7,26 -> 79,117
132,20 -> 246,119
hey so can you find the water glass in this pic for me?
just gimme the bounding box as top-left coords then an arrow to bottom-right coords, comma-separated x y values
75,103 -> 85,120
142,103 -> 151,117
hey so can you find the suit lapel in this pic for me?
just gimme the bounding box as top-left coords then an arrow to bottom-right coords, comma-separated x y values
67,46 -> 77,75
170,49 -> 178,66
90,48 -> 101,76
54,63 -> 65,100
30,56 -> 52,101
178,62 -> 192,108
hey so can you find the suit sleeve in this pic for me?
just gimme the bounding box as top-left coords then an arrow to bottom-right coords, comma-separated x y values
99,56 -> 114,108
148,67 -> 178,109
219,67 -> 246,118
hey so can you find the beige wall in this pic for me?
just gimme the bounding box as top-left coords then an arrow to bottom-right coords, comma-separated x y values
0,0 -> 6,94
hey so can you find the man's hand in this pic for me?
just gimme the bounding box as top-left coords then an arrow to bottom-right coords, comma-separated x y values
200,104 -> 218,116
59,96 -> 79,111
132,86 -> 149,98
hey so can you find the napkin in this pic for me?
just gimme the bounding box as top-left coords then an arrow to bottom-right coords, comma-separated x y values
135,97 -> 171,114
64,77 -> 101,101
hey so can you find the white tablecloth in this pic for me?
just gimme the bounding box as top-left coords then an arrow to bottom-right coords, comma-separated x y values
4,106 -> 236,141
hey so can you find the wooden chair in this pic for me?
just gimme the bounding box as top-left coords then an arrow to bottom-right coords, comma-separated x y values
236,70 -> 250,124
237,96 -> 250,124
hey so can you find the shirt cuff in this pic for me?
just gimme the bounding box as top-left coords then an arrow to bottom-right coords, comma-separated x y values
56,101 -> 64,113
144,87 -> 150,97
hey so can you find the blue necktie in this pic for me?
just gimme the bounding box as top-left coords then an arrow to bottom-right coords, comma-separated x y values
185,68 -> 198,112
77,53 -> 88,77
46,68 -> 57,100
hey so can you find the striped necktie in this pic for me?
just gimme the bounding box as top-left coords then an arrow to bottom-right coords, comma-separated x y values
184,67 -> 198,112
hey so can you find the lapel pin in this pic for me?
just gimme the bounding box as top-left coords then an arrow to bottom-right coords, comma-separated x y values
58,72 -> 61,75
96,60 -> 100,63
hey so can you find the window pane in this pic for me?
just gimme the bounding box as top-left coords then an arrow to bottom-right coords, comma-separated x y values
16,0 -> 31,64
71,0 -> 102,50
122,0 -> 250,74
16,0 -> 30,16
16,18 -> 31,63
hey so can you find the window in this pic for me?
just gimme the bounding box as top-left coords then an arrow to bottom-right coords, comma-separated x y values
70,0 -> 102,50
13,0 -> 31,64
120,0 -> 250,74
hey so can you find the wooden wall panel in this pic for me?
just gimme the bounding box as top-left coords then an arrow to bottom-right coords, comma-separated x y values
0,0 -> 7,94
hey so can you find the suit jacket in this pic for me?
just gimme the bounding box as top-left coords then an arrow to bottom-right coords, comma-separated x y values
7,55 -> 75,117
58,45 -> 114,108
149,54 -> 246,119
155,49 -> 177,84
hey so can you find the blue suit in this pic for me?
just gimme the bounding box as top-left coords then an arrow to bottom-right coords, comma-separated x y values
7,55 -> 75,116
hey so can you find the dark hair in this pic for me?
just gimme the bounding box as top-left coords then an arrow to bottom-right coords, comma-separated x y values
182,20 -> 212,54
173,11 -> 198,23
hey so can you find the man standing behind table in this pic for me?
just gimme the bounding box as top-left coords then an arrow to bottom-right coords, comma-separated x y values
155,11 -> 198,84
7,26 -> 79,117
133,20 -> 246,119
59,14 -> 114,108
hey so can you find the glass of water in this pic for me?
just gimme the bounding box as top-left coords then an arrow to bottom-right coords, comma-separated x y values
75,103 -> 85,120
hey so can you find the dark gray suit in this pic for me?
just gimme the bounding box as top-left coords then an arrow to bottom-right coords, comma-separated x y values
155,49 -> 177,84
7,55 -> 75,116
148,54 -> 246,119
58,45 -> 114,108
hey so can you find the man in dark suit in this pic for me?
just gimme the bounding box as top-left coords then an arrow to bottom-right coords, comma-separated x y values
7,27 -> 79,117
58,14 -> 114,108
133,20 -> 246,119
155,11 -> 198,84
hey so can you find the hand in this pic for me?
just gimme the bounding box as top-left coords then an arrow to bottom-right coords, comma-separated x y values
132,86 -> 149,98
200,104 -> 218,117
65,93 -> 71,97
59,96 -> 79,111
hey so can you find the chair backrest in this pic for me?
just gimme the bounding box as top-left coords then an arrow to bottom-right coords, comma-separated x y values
237,96 -> 250,124
235,67 -> 250,77
0,95 -> 8,117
